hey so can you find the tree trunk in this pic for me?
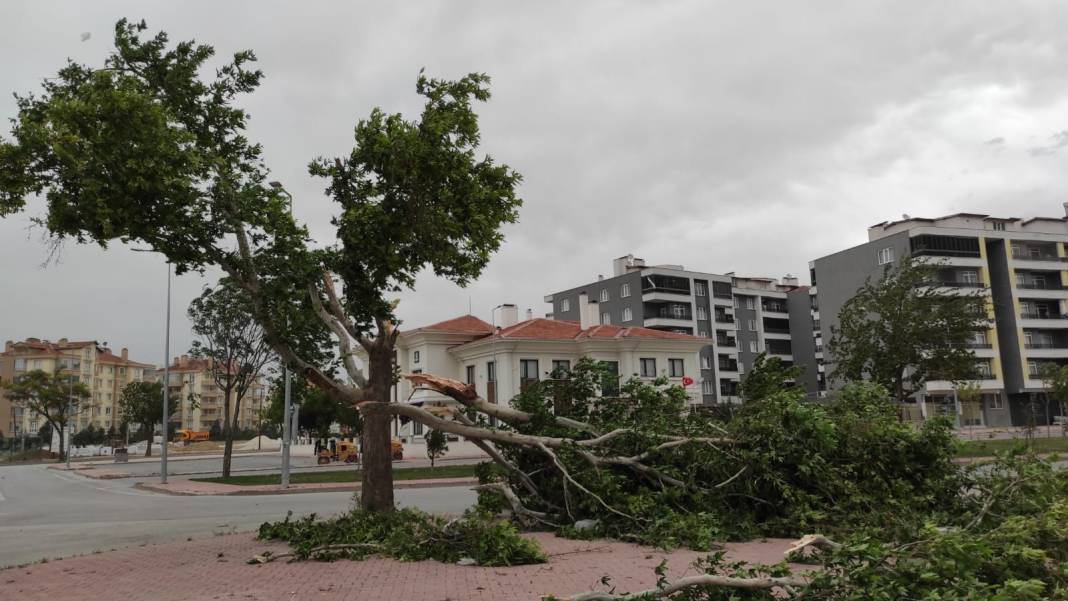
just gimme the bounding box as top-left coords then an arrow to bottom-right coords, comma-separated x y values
359,342 -> 395,512
222,387 -> 235,478
56,421 -> 65,461
144,423 -> 152,457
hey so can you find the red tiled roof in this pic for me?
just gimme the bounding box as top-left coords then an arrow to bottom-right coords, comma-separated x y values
409,315 -> 495,335
2,339 -> 97,357
452,318 -> 700,346
97,351 -> 155,368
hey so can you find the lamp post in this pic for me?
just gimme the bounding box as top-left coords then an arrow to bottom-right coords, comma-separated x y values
161,262 -> 171,484
269,181 -> 294,488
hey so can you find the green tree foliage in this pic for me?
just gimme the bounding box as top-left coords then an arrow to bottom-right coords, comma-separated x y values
492,368 -> 960,549
425,429 -> 448,468
0,19 -> 521,511
257,507 -> 544,566
829,256 -> 989,405
1039,362 -> 1068,433
187,281 -> 273,476
118,380 -> 174,456
262,374 -> 362,438
1,369 -> 90,459
738,353 -> 802,402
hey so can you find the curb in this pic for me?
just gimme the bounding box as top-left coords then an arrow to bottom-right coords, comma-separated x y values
133,477 -> 479,496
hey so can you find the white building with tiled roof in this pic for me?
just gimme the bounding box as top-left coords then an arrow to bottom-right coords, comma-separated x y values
386,305 -> 707,441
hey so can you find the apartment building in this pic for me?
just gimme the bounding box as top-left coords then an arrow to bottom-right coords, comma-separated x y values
808,210 -> 1068,427
388,308 -> 708,440
151,355 -> 269,432
0,338 -> 153,436
544,255 -> 810,404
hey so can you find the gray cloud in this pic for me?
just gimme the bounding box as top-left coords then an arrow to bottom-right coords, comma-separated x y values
3,1 -> 1068,364
1029,130 -> 1068,156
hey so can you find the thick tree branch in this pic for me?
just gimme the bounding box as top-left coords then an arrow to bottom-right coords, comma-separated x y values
307,282 -> 367,388
474,483 -> 560,528
549,573 -> 808,601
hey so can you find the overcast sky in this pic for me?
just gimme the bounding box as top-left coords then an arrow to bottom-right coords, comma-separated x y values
2,1 -> 1068,366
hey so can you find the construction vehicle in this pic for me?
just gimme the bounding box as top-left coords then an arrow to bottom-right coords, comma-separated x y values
317,439 -> 359,465
315,438 -> 404,464
176,429 -> 210,443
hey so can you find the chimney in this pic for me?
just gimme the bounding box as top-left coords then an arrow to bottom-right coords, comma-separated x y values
597,274 -> 604,281
578,292 -> 590,328
525,308 -> 533,321
121,347 -> 128,360
782,274 -> 799,288
585,300 -> 601,329
499,304 -> 519,328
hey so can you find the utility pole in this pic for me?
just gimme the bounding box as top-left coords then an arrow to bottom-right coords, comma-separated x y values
281,366 -> 292,488
65,369 -> 73,469
270,181 -> 294,489
161,263 -> 171,484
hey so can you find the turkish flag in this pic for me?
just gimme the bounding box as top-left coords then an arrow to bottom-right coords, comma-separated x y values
682,376 -> 694,386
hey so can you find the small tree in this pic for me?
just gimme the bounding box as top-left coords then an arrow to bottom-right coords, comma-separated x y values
118,380 -> 175,456
425,429 -> 448,468
829,256 -> 989,407
188,281 -> 273,477
1038,362 -> 1068,436
954,380 -> 982,437
1,369 -> 90,460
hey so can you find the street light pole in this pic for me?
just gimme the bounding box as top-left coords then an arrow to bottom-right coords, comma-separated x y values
270,181 -> 294,489
65,371 -> 73,469
161,263 -> 171,484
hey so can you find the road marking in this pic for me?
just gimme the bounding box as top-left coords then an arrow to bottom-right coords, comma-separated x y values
48,469 -> 157,497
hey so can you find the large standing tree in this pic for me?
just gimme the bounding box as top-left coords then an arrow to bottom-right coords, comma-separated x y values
0,19 -> 521,511
118,380 -> 176,456
1,369 -> 90,460
188,282 -> 273,477
829,256 -> 989,406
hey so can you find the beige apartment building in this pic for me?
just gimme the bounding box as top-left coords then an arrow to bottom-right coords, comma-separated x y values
0,338 -> 154,437
150,355 -> 270,432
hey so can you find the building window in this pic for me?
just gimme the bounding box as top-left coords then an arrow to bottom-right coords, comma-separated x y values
622,307 -> 633,322
599,289 -> 609,302
877,247 -> 895,265
413,420 -> 424,435
745,297 -> 755,310
487,361 -> 496,382
749,341 -> 758,353
747,319 -> 756,331
601,312 -> 611,325
14,358 -> 25,371
668,358 -> 684,377
992,222 -> 1005,231
702,380 -> 715,394
561,298 -> 570,312
699,330 -> 708,338
976,361 -> 993,379
989,394 -> 1004,409
620,283 -> 631,298
600,361 -> 620,396
701,355 -> 712,369
812,318 -> 821,330
520,359 -> 539,391
413,350 -> 421,364
695,282 -> 707,296
961,270 -> 979,284
639,358 -> 657,378
696,306 -> 708,320
551,360 -> 570,377
1028,360 -> 1039,376
465,365 -> 475,384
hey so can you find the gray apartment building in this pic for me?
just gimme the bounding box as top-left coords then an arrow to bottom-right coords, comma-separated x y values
545,255 -> 812,404
806,210 -> 1068,427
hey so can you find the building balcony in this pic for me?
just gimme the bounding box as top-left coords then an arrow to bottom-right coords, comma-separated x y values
714,313 -> 735,323
642,290 -> 693,303
761,304 -> 789,315
644,316 -> 693,329
1017,281 -> 1064,290
716,337 -> 737,348
717,361 -> 739,373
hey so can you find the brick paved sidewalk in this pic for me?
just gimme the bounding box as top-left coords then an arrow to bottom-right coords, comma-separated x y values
0,531 -> 802,600
134,477 -> 478,496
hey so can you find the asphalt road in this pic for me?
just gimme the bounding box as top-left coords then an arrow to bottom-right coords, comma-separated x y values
0,464 -> 477,568
94,451 -> 482,478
